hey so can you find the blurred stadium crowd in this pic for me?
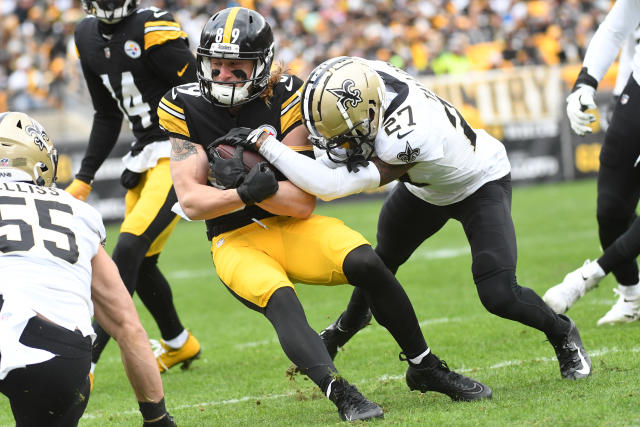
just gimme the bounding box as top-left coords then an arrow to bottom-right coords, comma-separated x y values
0,0 -> 612,112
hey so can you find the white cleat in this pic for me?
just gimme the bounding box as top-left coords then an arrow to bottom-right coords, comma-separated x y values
597,285 -> 640,325
543,260 -> 604,314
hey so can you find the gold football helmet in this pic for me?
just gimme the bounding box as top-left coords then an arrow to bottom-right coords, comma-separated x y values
0,112 -> 58,187
301,57 -> 385,164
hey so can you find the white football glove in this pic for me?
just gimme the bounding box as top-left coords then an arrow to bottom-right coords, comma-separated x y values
566,84 -> 597,136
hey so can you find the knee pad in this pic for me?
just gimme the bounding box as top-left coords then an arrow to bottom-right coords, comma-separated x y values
343,244 -> 387,285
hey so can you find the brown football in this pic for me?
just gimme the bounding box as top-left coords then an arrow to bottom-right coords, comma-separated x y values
214,144 -> 270,172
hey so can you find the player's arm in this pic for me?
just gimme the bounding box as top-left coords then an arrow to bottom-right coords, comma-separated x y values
169,136 -> 246,220
66,57 -> 123,200
77,58 -> 123,182
257,134 -> 410,201
254,124 -> 315,218
90,246 -> 174,424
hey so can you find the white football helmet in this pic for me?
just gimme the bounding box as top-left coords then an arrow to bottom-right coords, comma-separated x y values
301,57 -> 386,164
0,112 -> 58,187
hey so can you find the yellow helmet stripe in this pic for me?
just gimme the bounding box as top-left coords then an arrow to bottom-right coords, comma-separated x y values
223,7 -> 241,43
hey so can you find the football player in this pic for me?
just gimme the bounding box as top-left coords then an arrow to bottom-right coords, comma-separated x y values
222,56 -> 592,381
545,0 -> 640,324
66,0 -> 201,381
0,112 -> 176,426
160,7 -> 491,422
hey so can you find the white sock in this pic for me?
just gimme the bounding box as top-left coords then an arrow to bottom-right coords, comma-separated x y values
619,283 -> 640,298
90,362 -> 96,374
409,348 -> 431,365
163,329 -> 189,349
589,260 -> 606,279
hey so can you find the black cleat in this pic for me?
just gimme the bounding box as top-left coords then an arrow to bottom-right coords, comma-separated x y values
320,310 -> 373,359
405,356 -> 492,401
328,379 -> 384,422
551,314 -> 592,380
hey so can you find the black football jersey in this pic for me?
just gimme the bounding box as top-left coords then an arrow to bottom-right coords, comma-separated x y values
158,75 -> 311,238
75,7 -> 196,149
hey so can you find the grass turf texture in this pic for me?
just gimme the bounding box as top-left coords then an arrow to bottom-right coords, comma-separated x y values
2,178 -> 639,426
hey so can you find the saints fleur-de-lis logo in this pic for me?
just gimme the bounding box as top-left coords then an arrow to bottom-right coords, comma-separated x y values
25,121 -> 51,152
327,79 -> 362,110
396,141 -> 420,163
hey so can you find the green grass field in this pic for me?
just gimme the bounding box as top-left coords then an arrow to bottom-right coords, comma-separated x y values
3,178 -> 638,426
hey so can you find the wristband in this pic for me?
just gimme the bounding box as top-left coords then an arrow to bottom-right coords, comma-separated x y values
572,67 -> 598,92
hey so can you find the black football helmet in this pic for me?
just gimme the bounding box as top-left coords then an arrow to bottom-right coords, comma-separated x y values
197,7 -> 275,106
81,0 -> 139,24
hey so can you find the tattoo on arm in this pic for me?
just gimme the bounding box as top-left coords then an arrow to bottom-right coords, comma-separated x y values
372,157 -> 413,185
171,139 -> 197,161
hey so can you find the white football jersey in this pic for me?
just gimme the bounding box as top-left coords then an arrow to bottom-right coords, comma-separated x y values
0,181 -> 105,378
361,59 -> 511,205
582,0 -> 640,86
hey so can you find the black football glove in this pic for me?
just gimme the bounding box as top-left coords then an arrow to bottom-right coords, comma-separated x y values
211,145 -> 247,188
236,162 -> 279,205
120,168 -> 141,189
208,127 -> 253,150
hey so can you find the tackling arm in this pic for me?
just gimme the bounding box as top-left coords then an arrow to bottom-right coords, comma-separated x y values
90,246 -> 164,403
258,135 -> 384,201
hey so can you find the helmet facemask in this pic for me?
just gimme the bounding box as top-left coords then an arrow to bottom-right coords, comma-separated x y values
81,0 -> 139,24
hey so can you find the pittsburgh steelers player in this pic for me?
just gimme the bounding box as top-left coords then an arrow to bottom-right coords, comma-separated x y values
0,112 -> 176,426
66,0 -> 201,382
223,56 -> 593,381
159,7 -> 491,423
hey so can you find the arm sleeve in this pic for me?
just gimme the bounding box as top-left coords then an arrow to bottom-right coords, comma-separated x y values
146,39 -> 197,86
76,59 -> 123,183
583,0 -> 640,83
259,135 -> 381,201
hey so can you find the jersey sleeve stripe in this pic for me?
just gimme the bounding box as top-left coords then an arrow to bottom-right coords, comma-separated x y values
281,95 -> 303,135
144,23 -> 188,49
158,99 -> 190,138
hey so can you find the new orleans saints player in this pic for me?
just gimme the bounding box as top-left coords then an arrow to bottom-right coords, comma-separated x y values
66,0 -> 201,380
160,7 -> 490,422
545,0 -> 640,324
224,56 -> 593,381
0,112 -> 176,426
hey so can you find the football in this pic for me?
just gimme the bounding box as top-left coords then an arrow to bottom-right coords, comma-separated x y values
214,144 -> 270,172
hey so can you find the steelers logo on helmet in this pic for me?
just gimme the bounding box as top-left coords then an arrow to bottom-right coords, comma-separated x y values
196,7 -> 275,107
301,57 -> 386,165
0,112 -> 58,187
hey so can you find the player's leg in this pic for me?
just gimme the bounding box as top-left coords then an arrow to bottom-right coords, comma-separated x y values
276,214 -> 491,401
0,316 -> 92,426
595,79 -> 640,324
211,226 -> 383,421
457,174 -> 590,379
543,215 -> 640,315
320,182 -> 449,358
125,159 -> 199,371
